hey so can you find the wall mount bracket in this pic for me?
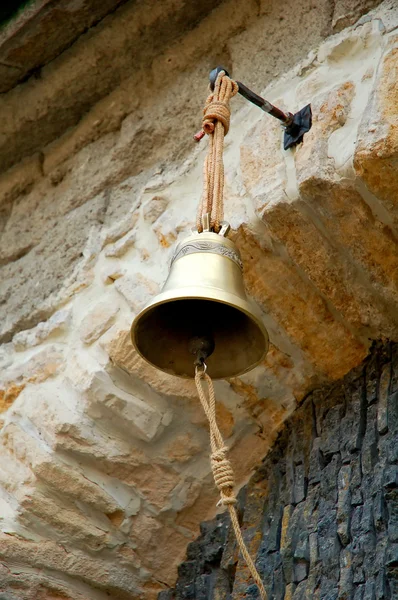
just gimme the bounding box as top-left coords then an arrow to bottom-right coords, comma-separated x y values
209,66 -> 312,150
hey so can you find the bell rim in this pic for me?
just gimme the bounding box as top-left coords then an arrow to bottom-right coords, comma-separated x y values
131,286 -> 269,380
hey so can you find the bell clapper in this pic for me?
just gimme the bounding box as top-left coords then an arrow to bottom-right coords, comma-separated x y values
188,335 -> 215,368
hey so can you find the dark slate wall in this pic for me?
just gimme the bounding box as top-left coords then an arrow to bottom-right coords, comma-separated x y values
159,341 -> 398,600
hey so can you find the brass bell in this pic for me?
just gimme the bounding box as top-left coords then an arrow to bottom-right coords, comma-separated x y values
131,229 -> 269,379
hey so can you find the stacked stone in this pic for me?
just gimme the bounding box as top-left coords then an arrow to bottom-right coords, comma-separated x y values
0,0 -> 398,597
166,341 -> 398,599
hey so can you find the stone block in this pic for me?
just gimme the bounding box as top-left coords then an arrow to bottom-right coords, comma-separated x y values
300,179 -> 398,319
363,580 -> 376,600
309,532 -> 319,568
115,273 -> 159,313
12,308 -> 72,350
67,353 -> 165,442
375,569 -> 388,599
320,455 -> 342,505
337,466 -> 352,546
104,230 -> 136,258
293,463 -> 308,505
354,37 -> 398,226
165,433 -> 202,464
240,116 -> 287,203
354,586 -> 365,600
350,455 -> 363,506
0,346 -> 64,411
0,533 -> 143,595
320,406 -> 344,459
33,459 -> 123,514
332,0 -> 382,32
79,298 -> 119,344
103,327 -> 197,400
373,491 -> 387,532
383,466 -> 398,489
372,0 -> 398,32
309,438 -> 324,484
378,363 -> 391,434
235,226 -> 368,380
387,391 -> 398,434
264,504 -> 283,553
143,195 -> 170,225
19,490 -> 110,551
296,81 -> 355,182
353,567 -> 366,584
341,384 -> 365,461
317,508 -> 340,569
339,548 -> 353,599
362,406 -> 379,477
0,194 -> 105,343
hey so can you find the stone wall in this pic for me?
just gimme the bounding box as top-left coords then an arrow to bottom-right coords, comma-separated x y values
163,341 -> 398,600
0,0 -> 398,598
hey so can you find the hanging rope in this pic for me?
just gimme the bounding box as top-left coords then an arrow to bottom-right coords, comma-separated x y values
195,367 -> 267,600
196,71 -> 239,234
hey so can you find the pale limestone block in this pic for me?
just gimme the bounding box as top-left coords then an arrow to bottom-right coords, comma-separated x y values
165,433 -> 202,463
100,262 -> 125,284
12,307 -> 72,350
143,195 -> 170,224
68,352 -> 164,442
332,0 -> 384,32
371,0 -> 398,32
100,209 -> 139,248
114,273 -> 159,313
8,380 -> 83,445
295,81 -> 355,186
1,345 -> 64,389
240,115 -> 286,203
129,511 -> 192,585
19,489 -> 110,550
295,79 -> 398,326
33,459 -> 123,514
354,35 -> 398,224
103,327 -> 197,400
0,533 -> 143,595
0,194 -> 105,343
105,230 -> 136,258
0,343 -> 13,370
79,299 -> 119,345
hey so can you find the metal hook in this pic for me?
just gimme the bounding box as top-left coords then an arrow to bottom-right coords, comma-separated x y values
195,361 -> 208,375
208,66 -> 312,150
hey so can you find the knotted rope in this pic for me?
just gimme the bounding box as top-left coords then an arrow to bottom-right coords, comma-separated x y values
196,71 -> 239,233
195,368 -> 267,600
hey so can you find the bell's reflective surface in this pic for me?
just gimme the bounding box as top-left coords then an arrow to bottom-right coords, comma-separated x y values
131,232 -> 269,379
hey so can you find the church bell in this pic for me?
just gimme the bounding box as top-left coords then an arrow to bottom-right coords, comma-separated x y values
131,230 -> 269,379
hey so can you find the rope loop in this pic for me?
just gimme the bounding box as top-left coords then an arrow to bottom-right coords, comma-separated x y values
203,100 -> 231,134
194,369 -> 267,599
197,71 -> 238,233
211,446 -> 236,504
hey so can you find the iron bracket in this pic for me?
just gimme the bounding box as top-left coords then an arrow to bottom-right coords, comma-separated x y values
209,66 -> 312,150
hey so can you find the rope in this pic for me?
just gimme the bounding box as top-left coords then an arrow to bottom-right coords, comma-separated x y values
196,71 -> 239,234
195,368 -> 267,600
